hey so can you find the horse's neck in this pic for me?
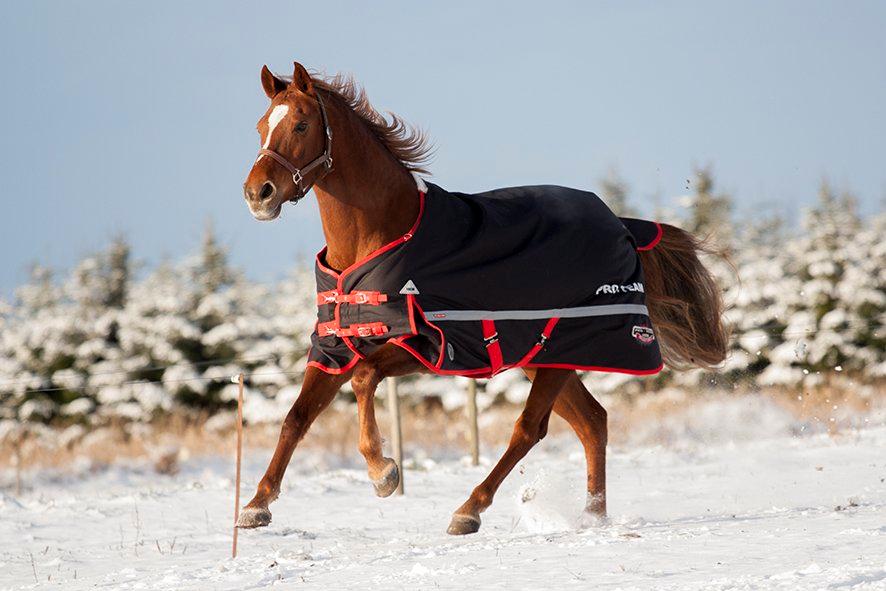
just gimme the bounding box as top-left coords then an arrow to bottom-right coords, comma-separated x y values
313,104 -> 420,273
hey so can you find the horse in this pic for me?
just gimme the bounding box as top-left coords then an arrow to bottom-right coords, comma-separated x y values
238,61 -> 728,535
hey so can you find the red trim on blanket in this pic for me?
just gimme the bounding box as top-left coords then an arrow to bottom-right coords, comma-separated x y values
410,297 -> 447,369
314,191 -> 425,280
406,294 -> 418,336
307,356 -> 360,375
315,252 -> 339,278
389,335 -> 663,378
390,337 -> 495,377
636,222 -> 663,251
525,362 -> 664,375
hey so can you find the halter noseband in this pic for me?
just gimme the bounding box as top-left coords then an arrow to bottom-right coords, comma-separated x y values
257,92 -> 333,203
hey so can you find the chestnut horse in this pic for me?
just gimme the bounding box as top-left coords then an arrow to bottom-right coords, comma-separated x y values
239,62 -> 727,535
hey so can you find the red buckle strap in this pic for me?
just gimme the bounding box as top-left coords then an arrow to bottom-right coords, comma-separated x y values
317,290 -> 339,305
317,320 -> 339,337
515,317 -> 560,366
340,291 -> 388,305
481,319 -> 504,375
317,321 -> 389,338
316,290 -> 388,306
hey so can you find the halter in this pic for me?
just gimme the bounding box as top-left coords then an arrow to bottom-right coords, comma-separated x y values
257,92 -> 333,202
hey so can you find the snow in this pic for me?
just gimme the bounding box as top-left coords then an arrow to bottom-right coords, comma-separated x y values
2,420 -> 885,590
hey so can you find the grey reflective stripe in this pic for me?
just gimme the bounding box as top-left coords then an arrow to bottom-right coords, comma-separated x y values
423,304 -> 649,322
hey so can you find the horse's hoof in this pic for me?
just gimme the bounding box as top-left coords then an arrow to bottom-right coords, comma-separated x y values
447,513 -> 481,535
372,458 -> 400,498
577,508 -> 610,529
236,506 -> 272,529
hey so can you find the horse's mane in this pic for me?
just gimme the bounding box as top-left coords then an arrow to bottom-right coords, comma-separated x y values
282,72 -> 433,174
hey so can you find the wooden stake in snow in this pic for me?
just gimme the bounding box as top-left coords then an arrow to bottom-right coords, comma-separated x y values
386,377 -> 404,495
232,373 -> 244,559
466,379 -> 480,466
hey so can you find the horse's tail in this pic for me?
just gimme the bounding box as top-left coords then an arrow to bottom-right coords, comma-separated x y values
639,223 -> 729,370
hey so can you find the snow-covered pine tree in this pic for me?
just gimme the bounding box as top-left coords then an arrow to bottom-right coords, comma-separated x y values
670,168 -> 736,389
763,181 -> 884,385
599,167 -> 637,217
722,213 -> 795,383
681,166 -> 733,245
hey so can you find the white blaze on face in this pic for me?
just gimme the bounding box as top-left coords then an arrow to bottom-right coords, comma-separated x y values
262,104 -> 290,149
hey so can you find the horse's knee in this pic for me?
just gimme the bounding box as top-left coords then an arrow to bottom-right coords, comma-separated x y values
351,361 -> 382,396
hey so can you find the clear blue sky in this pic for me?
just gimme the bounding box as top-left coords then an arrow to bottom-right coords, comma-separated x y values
1,1 -> 884,293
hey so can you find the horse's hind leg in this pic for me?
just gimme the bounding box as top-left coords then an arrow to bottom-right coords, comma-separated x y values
524,369 -> 608,518
447,368 -> 571,535
551,374 -> 608,519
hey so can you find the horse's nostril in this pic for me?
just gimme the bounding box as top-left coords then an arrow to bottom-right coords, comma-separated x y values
259,181 -> 276,200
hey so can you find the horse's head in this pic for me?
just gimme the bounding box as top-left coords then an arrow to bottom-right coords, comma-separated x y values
243,62 -> 332,221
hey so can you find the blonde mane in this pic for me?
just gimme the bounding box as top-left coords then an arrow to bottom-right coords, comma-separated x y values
308,72 -> 433,174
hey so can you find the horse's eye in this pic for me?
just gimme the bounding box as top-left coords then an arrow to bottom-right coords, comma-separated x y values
295,121 -> 308,133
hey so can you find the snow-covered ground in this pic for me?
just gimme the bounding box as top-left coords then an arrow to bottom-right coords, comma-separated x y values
2,406 -> 885,590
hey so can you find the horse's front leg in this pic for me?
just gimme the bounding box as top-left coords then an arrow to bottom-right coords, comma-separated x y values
350,344 -> 424,497
447,368 -> 571,535
237,366 -> 350,528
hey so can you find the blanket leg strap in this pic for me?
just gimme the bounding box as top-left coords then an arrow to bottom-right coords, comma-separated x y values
481,320 -> 504,375
516,318 -> 560,366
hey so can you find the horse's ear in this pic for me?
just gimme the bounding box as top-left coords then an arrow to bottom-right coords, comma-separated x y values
291,62 -> 315,96
261,65 -> 288,99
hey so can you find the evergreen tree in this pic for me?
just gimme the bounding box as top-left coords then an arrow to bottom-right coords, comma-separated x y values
683,167 -> 733,244
599,167 -> 636,217
763,180 -> 882,381
196,220 -> 234,297
16,265 -> 58,314
104,235 -> 131,309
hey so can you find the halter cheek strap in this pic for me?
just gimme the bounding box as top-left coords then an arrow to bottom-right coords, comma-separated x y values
257,92 -> 334,203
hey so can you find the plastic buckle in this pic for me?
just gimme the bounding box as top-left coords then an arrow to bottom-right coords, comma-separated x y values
354,322 -> 387,337
484,332 -> 499,345
318,322 -> 339,337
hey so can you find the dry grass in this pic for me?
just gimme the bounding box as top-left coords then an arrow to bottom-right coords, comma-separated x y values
1,383 -> 882,478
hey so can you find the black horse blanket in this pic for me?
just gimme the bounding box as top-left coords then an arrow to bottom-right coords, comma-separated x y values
307,181 -> 663,378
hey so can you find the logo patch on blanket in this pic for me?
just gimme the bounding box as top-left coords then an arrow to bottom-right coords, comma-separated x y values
631,325 -> 656,345
596,282 -> 644,296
